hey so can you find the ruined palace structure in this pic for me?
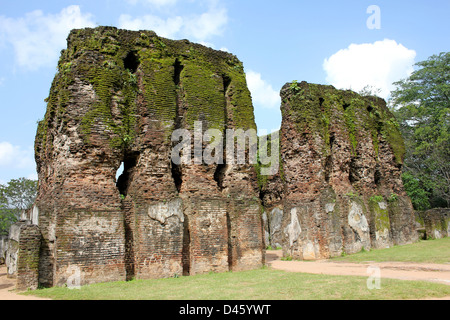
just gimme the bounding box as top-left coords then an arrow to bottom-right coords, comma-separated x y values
260,81 -> 418,259
32,27 -> 264,287
10,27 -> 420,290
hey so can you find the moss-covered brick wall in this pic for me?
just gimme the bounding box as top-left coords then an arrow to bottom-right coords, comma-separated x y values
416,208 -> 450,239
35,26 -> 255,156
282,81 -> 405,164
32,26 -> 263,288
259,81 -> 418,259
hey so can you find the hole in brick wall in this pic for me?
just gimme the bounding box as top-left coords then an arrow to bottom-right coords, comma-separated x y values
227,212 -> 233,270
173,59 -> 185,130
173,58 -> 184,86
324,132 -> 335,183
171,161 -> 183,193
123,51 -> 139,73
329,132 -> 336,149
116,152 -> 140,197
124,207 -> 135,281
214,163 -> 227,191
324,155 -> 332,183
116,162 -> 124,182
319,97 -> 325,108
343,103 -> 350,111
223,74 -> 231,94
374,168 -> 381,186
182,214 -> 190,276
367,105 -> 374,113
349,158 -> 359,184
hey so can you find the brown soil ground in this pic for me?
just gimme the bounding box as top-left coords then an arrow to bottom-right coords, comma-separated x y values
0,266 -> 50,300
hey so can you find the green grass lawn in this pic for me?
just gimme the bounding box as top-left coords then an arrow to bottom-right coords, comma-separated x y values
332,237 -> 450,264
21,238 -> 450,300
23,267 -> 450,300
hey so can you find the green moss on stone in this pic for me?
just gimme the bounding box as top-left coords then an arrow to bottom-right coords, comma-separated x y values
79,63 -> 138,149
368,196 -> 390,231
255,131 -> 283,190
37,26 -> 257,162
282,82 -> 405,164
182,61 -> 226,130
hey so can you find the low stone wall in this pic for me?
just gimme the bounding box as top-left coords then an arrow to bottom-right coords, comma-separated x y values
5,221 -> 41,290
0,235 -> 8,264
416,208 -> 450,240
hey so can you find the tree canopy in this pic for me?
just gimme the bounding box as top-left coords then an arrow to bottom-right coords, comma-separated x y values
0,178 -> 38,235
391,52 -> 450,209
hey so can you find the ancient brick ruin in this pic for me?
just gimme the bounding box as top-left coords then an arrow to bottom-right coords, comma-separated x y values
7,27 -> 424,289
260,81 -> 418,259
31,27 -> 264,287
4,221 -> 40,290
416,208 -> 450,240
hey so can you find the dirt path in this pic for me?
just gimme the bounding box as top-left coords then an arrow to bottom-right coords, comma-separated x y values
0,266 -> 50,300
266,250 -> 450,299
266,250 -> 450,285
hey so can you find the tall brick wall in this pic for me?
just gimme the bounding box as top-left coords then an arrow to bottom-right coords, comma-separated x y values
259,82 -> 418,259
33,26 -> 264,287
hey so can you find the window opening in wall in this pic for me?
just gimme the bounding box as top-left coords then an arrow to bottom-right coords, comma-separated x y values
123,51 -> 139,73
116,152 -> 139,197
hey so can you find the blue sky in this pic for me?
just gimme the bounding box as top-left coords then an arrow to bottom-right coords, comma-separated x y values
0,0 -> 449,183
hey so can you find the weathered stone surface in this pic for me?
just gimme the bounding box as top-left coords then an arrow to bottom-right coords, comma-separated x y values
265,207 -> 284,249
20,26 -> 423,286
5,221 -> 41,290
33,26 -> 264,287
259,81 -> 418,260
0,235 -> 8,265
416,208 -> 450,239
6,221 -> 33,274
259,132 -> 284,249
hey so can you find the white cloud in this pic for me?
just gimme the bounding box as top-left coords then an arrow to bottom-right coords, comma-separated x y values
0,142 -> 34,169
118,2 -> 227,42
119,14 -> 183,38
323,39 -> 416,99
126,0 -> 178,7
0,5 -> 96,71
246,70 -> 280,109
183,6 -> 228,41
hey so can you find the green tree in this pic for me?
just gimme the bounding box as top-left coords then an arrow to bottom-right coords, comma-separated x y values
391,52 -> 450,208
401,172 -> 430,211
0,178 -> 38,235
